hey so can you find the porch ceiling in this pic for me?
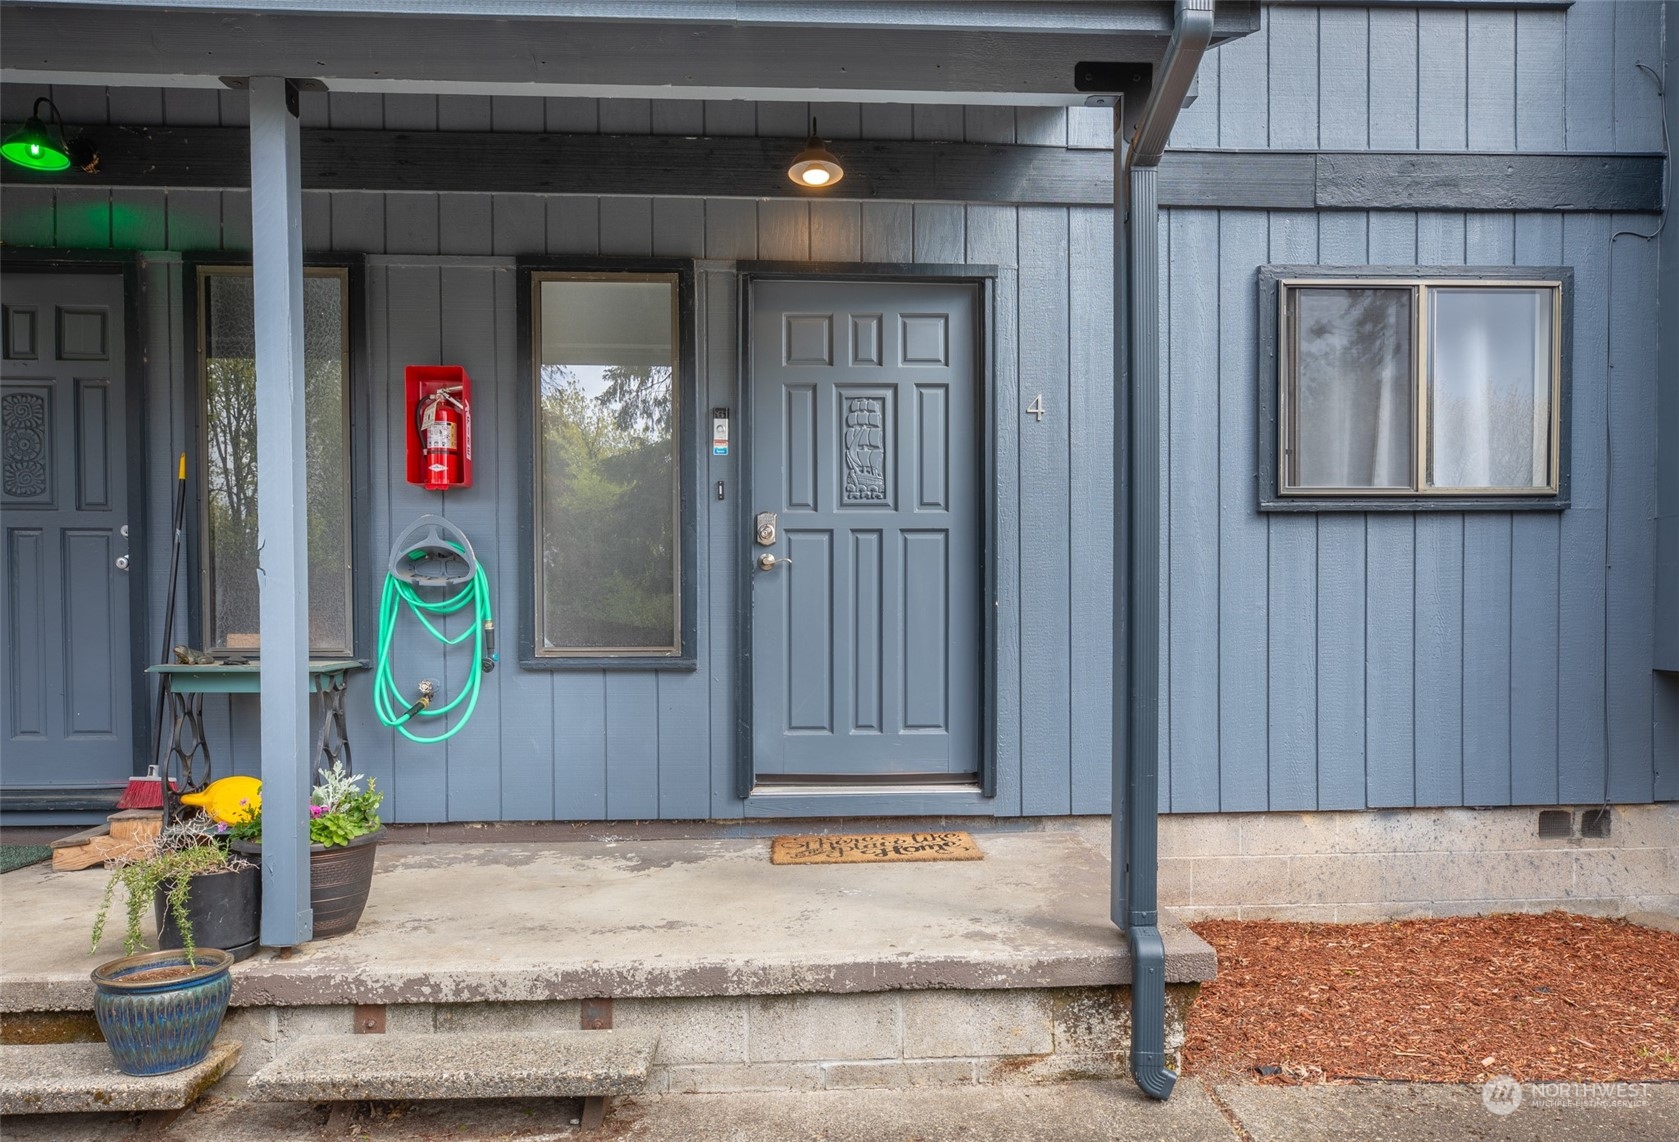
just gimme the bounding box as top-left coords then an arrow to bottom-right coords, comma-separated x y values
0,1 -> 1259,105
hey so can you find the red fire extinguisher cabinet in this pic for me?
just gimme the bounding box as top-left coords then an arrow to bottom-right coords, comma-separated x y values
405,365 -> 473,489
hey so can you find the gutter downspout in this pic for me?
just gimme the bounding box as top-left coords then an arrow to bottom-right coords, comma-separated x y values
1113,0 -> 1214,1102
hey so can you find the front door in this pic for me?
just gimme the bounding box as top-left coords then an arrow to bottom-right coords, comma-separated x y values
1,271 -> 137,799
748,279 -> 980,784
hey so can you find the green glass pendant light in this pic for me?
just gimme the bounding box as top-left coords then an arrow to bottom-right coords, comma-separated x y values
2,97 -> 85,172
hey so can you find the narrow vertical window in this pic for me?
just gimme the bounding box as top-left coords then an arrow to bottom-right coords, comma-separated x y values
198,266 -> 352,654
534,273 -> 681,656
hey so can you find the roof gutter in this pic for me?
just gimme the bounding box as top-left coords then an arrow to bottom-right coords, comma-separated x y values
1114,0 -> 1214,1103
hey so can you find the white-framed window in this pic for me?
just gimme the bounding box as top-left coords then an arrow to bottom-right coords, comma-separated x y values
1259,266 -> 1569,511
196,264 -> 354,655
520,263 -> 696,667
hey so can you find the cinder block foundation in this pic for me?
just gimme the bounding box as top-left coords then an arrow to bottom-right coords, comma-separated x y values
1153,804 -> 1678,921
201,984 -> 1198,1093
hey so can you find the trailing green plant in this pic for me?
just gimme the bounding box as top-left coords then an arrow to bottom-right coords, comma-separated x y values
90,819 -> 250,962
226,761 -> 382,849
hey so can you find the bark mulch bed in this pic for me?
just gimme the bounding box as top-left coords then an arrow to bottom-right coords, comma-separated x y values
1183,912 -> 1679,1086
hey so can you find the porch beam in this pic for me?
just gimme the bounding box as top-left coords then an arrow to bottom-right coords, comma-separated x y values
0,2 -> 1260,104
249,76 -> 313,949
1,127 -> 1663,213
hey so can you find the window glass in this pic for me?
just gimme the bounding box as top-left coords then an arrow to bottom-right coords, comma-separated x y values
1290,287 -> 1412,489
1427,288 -> 1553,490
536,276 -> 679,655
1275,274 -> 1562,503
201,268 -> 351,654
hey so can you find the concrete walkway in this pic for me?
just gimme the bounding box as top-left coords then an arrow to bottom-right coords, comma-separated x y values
2,1078 -> 1675,1141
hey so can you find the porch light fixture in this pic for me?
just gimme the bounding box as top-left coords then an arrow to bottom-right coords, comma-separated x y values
787,119 -> 844,188
2,97 -> 97,173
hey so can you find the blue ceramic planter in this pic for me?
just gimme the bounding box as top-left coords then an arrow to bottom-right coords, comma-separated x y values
91,948 -> 233,1076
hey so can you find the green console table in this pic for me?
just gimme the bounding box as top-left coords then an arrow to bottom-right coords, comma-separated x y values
145,661 -> 364,810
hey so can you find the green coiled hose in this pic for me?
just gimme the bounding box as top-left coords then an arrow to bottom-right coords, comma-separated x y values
372,557 -> 493,744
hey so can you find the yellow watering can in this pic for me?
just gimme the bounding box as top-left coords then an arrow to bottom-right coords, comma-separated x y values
178,775 -> 262,825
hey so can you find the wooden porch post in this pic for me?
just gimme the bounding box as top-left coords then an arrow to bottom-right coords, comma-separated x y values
249,76 -> 312,948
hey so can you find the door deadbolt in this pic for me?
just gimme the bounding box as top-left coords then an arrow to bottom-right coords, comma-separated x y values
754,511 -> 777,546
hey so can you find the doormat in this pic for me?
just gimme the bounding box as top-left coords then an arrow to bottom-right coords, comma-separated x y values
770,831 -> 982,865
0,845 -> 52,874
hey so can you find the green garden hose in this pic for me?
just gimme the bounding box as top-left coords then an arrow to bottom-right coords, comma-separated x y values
373,554 -> 494,744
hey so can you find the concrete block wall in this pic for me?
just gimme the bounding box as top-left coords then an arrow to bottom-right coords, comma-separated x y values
1150,805 -> 1677,922
216,985 -> 1200,1093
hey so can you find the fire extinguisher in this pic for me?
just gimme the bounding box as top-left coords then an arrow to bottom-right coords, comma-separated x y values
416,386 -> 467,491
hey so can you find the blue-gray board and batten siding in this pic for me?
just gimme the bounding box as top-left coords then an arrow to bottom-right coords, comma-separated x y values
2,0 -> 1673,821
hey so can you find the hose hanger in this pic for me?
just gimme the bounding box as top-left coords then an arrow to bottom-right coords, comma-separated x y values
375,515 -> 496,745
388,514 -> 479,587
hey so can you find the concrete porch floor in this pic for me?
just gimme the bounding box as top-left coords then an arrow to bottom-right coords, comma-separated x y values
0,829 -> 1215,1013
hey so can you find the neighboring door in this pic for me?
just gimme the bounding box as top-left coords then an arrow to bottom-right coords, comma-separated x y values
748,279 -> 980,783
1,272 -> 136,797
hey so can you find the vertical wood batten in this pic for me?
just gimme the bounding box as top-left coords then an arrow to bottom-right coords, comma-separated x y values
1265,4 -> 1317,150
493,262 -> 555,820
1318,6 -> 1370,151
1316,207 -> 1370,812
1367,7 -> 1419,151
1215,209 -> 1269,813
1556,213 -> 1610,803
1603,217 -> 1659,802
1563,0 -> 1612,151
1164,208 -> 1218,813
1069,205 -> 1114,814
1265,211 -> 1319,811
384,264 -> 448,821
1016,206 -> 1071,815
1611,0 -> 1666,153
438,265 -> 502,821
1466,9 -> 1517,152
1417,9 -> 1470,151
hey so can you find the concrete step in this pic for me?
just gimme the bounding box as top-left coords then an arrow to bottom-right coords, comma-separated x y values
0,1039 -> 241,1115
247,1028 -> 659,1102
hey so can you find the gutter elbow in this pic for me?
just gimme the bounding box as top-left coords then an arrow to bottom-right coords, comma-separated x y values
1127,925 -> 1179,1101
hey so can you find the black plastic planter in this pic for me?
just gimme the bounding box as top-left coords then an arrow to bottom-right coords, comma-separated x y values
155,864 -> 262,962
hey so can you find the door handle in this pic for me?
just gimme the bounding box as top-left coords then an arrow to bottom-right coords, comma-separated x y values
756,553 -> 792,572
115,555 -> 130,571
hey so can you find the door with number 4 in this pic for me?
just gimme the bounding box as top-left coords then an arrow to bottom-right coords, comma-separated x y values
748,279 -> 981,785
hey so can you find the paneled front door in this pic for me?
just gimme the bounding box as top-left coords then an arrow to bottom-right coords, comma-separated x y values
1,271 -> 138,799
748,279 -> 980,784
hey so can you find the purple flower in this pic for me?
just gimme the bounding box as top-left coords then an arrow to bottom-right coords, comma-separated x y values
310,805 -> 327,818
216,823 -> 229,833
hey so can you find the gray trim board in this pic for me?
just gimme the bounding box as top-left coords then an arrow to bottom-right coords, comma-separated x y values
1,128 -> 1662,213
1255,265 -> 1575,514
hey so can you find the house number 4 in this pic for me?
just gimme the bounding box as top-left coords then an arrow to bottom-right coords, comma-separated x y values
1026,394 -> 1045,422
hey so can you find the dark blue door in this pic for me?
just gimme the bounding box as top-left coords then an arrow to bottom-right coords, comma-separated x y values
749,280 -> 980,782
2,272 -> 136,797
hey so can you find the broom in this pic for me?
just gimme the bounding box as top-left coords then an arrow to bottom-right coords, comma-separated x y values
116,453 -> 188,812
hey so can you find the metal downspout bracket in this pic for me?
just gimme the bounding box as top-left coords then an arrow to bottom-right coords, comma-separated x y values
1113,0 -> 1215,1102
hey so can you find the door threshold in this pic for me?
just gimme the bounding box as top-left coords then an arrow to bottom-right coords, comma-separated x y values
750,781 -> 984,798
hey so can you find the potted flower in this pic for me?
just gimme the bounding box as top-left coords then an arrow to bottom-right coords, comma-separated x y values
89,823 -> 245,1075
229,761 -> 384,939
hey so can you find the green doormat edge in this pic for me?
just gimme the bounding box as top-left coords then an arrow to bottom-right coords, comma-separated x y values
1,845 -> 53,873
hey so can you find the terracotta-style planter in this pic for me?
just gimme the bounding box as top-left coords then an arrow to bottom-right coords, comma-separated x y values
233,827 -> 383,940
